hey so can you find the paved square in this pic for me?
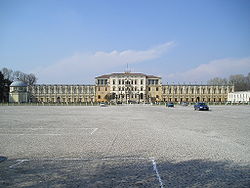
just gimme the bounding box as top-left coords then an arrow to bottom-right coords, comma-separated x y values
0,105 -> 250,187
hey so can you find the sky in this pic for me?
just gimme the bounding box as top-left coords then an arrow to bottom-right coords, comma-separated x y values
0,0 -> 250,84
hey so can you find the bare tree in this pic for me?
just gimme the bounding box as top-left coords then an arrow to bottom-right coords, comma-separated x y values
26,73 -> 37,85
1,67 -> 38,86
207,72 -> 250,91
1,68 -> 14,81
229,74 -> 248,91
207,77 -> 228,85
13,71 -> 24,80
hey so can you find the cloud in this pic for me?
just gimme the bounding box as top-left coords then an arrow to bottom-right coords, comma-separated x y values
34,41 -> 174,84
165,57 -> 250,83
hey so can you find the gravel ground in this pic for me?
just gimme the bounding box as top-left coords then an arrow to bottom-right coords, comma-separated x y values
0,105 -> 250,187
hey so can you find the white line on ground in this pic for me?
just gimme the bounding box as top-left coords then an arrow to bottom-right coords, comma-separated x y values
8,156 -> 164,187
10,157 -> 148,162
0,128 -> 98,136
0,134 -> 62,136
0,127 -> 97,129
151,157 -> 164,188
90,128 -> 98,135
9,159 -> 29,168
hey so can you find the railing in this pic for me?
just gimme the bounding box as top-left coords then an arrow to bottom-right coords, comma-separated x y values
1,102 -> 250,106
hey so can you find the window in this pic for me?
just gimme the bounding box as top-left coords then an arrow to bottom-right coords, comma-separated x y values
156,87 -> 159,91
113,86 -> 115,91
119,80 -> 121,85
98,95 -> 101,99
141,79 -> 143,85
141,87 -> 143,91
148,87 -> 151,91
105,87 -> 107,91
140,93 -> 143,99
113,79 -> 115,84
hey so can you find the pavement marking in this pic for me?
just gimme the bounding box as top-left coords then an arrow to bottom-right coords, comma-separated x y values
0,127 -> 97,129
0,127 -> 98,136
0,133 -> 62,136
151,157 -> 164,188
8,156 -> 164,187
9,157 -> 148,163
90,128 -> 98,135
9,159 -> 29,168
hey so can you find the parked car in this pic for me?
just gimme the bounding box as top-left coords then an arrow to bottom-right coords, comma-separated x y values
116,101 -> 122,105
194,102 -> 209,111
100,102 -> 107,107
181,102 -> 189,106
166,102 -> 174,107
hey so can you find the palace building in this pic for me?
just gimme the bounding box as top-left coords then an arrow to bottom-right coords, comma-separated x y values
95,72 -> 162,103
9,71 -> 234,103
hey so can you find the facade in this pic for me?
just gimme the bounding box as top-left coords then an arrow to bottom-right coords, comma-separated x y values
228,91 -> 250,103
162,84 -> 234,103
28,85 -> 95,103
9,80 -> 29,103
8,72 -> 234,103
95,72 -> 162,103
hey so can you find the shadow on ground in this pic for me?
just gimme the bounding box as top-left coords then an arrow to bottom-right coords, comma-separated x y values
0,157 -> 249,188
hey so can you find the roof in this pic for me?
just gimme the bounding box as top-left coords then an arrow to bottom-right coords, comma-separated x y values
95,72 -> 160,79
10,80 -> 28,87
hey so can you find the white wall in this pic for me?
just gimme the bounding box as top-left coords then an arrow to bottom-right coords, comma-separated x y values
228,91 -> 250,102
